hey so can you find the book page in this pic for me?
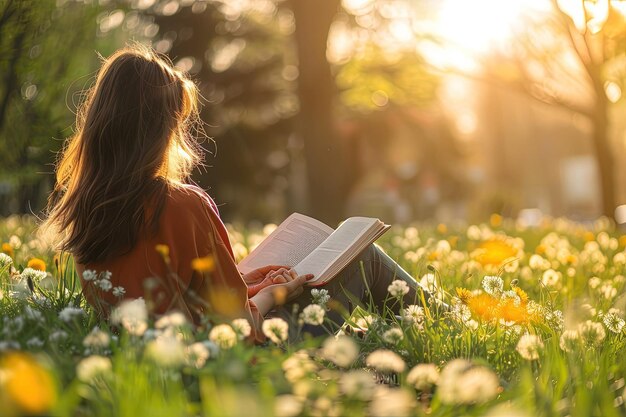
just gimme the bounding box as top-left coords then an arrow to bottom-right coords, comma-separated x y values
294,217 -> 380,282
237,213 -> 334,274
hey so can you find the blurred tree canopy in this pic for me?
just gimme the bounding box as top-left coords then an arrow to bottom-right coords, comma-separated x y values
480,0 -> 626,219
0,0 -> 107,215
0,0 -> 441,223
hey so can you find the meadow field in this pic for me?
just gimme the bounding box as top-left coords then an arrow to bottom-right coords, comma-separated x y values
1,214 -> 625,417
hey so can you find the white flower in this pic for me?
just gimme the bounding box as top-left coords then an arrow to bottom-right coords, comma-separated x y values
382,328 -> 404,345
320,336 -> 359,368
101,271 -> 112,280
26,337 -> 44,349
112,286 -> 126,298
274,395 -> 303,417
0,341 -> 20,351
145,335 -> 185,367
387,280 -> 410,298
516,334 -> 544,360
406,363 -> 439,391
310,288 -> 330,308
602,312 -> 625,333
208,324 -> 238,350
438,359 -> 500,405
559,330 -> 580,352
578,320 -> 606,346
59,306 -> 85,323
301,304 -> 325,326
155,311 -> 188,329
97,279 -> 113,292
83,327 -> 110,349
354,315 -> 374,331
482,276 -> 503,296
541,269 -> 561,287
369,387 -> 416,417
82,270 -> 97,282
110,298 -> 148,336
451,302 -> 472,323
262,318 -> 289,344
0,253 -> 13,268
339,370 -> 376,400
186,342 -> 210,368
23,306 -> 43,321
49,330 -> 68,343
365,349 -> 406,373
231,318 -> 252,339
282,350 -> 317,383
76,355 -> 112,383
402,305 -> 425,325
20,267 -> 47,283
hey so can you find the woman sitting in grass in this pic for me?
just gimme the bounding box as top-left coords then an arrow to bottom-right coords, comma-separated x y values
41,44 -> 432,341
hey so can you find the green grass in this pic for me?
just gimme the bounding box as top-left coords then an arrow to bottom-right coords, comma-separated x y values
1,214 -> 625,416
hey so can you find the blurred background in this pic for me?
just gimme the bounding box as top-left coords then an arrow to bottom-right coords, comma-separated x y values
1,0 -> 626,226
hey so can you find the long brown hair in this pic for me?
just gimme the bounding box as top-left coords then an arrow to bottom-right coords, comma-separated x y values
42,43 -> 204,264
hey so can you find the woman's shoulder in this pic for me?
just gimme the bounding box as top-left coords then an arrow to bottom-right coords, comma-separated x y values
164,182 -> 218,216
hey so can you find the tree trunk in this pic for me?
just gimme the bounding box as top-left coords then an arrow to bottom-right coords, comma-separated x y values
290,0 -> 345,226
591,92 -> 616,219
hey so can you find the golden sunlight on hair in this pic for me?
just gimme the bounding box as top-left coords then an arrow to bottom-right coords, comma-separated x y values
40,42 -> 206,264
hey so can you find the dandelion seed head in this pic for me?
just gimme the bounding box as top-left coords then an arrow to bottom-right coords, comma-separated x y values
559,329 -> 580,352
365,349 -> 405,373
231,318 -> 252,339
110,298 -> 148,336
301,304 -> 325,326
387,280 -> 410,298
208,324 -> 238,350
262,318 -> 289,344
59,307 -> 84,323
339,370 -> 376,400
406,363 -> 439,391
185,342 -> 210,368
320,336 -> 359,368
578,320 -> 606,346
482,276 -> 503,296
76,355 -> 112,383
516,334 -> 544,360
382,328 -> 404,345
145,335 -> 185,367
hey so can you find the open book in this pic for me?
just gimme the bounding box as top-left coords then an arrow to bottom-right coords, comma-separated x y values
237,213 -> 390,286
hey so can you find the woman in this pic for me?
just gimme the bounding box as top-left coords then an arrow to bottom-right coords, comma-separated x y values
41,45 -> 427,342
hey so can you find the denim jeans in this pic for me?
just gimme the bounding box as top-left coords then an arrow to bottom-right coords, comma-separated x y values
271,243 -> 435,335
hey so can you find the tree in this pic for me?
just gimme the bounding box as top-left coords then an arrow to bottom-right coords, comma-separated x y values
485,1 -> 626,219
0,0 -> 104,214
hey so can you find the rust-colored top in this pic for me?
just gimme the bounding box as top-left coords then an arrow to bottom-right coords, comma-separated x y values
76,184 -> 264,340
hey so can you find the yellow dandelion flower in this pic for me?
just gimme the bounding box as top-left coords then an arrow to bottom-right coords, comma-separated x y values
497,301 -> 531,324
27,258 -> 46,272
474,239 -> 517,267
535,244 -> 546,255
428,251 -> 439,261
583,232 -> 595,242
448,236 -> 458,248
619,235 -> 626,248
1,243 -> 13,258
0,353 -> 57,415
513,287 -> 528,305
467,293 -> 499,321
490,213 -> 502,227
155,244 -> 170,257
437,223 -> 447,234
565,254 -> 578,265
456,287 -> 473,303
191,256 -> 215,273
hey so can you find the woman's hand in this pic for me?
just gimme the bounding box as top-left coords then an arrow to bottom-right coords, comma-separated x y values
242,264 -> 291,285
244,265 -> 301,297
250,272 -> 314,316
